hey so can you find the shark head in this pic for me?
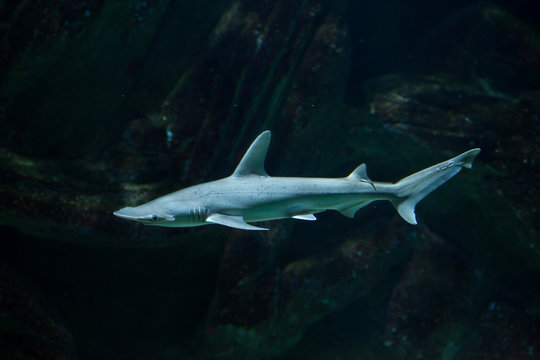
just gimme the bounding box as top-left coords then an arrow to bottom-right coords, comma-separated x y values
113,204 -> 176,226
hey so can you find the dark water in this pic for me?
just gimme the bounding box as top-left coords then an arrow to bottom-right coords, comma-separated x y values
1,1 -> 539,359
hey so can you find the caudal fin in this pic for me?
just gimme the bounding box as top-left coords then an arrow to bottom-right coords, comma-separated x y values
391,148 -> 481,225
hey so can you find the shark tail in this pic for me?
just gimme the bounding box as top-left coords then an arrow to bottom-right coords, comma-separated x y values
391,148 -> 481,225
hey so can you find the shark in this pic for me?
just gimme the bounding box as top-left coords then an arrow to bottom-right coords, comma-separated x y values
113,131 -> 480,230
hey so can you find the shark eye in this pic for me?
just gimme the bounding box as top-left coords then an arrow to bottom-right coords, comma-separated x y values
151,215 -> 158,222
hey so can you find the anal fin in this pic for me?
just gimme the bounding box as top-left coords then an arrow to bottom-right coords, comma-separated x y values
206,213 -> 268,231
337,201 -> 373,218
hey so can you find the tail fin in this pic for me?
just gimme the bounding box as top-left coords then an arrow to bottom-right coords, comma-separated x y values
392,148 -> 481,224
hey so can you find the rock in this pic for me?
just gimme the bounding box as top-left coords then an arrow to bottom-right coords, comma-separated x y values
0,265 -> 76,360
0,0 -> 353,247
0,1 -> 171,158
0,1 -> 538,359
422,3 -> 540,95
202,218 -> 414,359
383,227 -> 482,359
467,297 -> 540,359
0,145 -> 215,247
367,73 -> 540,275
158,0 -> 351,182
364,5 -> 540,276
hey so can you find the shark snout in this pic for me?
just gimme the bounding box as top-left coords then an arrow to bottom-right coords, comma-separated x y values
113,206 -> 176,224
113,207 -> 138,220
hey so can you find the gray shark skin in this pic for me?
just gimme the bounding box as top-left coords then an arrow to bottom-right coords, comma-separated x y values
113,131 -> 480,231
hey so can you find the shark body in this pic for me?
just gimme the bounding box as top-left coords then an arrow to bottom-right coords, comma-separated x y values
113,131 -> 480,230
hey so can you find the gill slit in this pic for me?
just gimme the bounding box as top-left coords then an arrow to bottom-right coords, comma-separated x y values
189,207 -> 208,224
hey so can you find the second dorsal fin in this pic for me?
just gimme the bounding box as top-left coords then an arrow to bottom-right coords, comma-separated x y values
232,131 -> 271,177
347,163 -> 375,189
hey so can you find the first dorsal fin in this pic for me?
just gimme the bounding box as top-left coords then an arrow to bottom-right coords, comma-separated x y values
232,131 -> 271,177
347,163 -> 375,189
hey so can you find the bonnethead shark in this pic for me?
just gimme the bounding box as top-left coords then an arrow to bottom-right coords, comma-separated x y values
113,131 -> 480,230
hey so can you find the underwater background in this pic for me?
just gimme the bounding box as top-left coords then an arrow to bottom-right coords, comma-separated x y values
1,0 -> 539,359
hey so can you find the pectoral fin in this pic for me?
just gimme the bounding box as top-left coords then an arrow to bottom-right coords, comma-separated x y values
206,213 -> 268,231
